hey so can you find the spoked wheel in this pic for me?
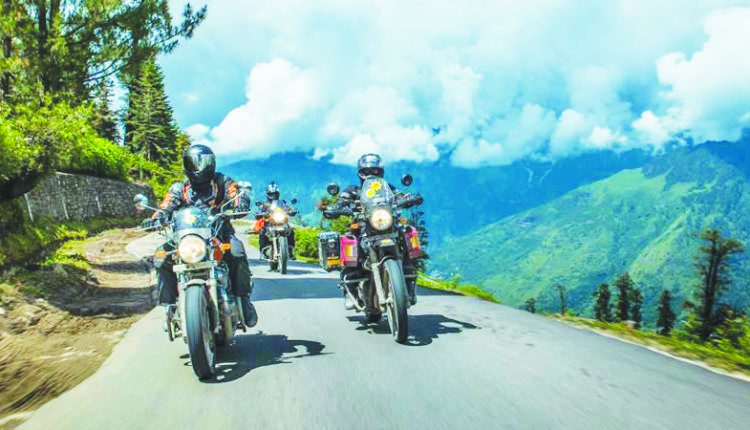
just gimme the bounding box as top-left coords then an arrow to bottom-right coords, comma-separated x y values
185,286 -> 216,380
383,259 -> 408,343
279,237 -> 289,275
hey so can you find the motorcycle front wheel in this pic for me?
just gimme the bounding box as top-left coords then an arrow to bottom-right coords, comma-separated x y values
185,286 -> 216,380
383,259 -> 409,343
279,236 -> 288,275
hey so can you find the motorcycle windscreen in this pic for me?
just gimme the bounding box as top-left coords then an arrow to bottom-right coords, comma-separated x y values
173,207 -> 211,231
359,178 -> 394,211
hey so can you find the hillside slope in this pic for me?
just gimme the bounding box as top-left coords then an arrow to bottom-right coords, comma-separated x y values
221,150 -> 649,244
433,144 -> 750,322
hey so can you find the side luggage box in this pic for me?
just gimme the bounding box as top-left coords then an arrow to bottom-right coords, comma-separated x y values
318,231 -> 342,272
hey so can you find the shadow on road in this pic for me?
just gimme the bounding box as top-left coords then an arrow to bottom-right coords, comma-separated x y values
201,332 -> 328,383
347,314 -> 479,346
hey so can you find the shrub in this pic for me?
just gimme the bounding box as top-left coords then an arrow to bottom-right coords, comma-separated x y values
295,227 -> 322,259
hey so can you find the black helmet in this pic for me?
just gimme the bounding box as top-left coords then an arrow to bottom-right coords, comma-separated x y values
266,182 -> 280,201
357,153 -> 384,181
183,144 -> 216,185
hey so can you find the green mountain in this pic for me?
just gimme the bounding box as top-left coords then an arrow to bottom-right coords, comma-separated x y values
433,145 -> 750,323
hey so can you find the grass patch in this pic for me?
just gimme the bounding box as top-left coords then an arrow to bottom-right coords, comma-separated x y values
1,216 -> 140,270
553,315 -> 750,376
418,274 -> 501,304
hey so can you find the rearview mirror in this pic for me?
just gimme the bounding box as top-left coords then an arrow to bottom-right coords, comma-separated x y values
133,194 -> 149,211
401,174 -> 413,187
327,183 -> 340,196
291,198 -> 298,205
255,201 -> 262,207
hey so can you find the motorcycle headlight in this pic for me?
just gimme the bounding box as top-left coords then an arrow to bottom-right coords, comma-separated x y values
271,209 -> 287,225
369,208 -> 393,231
178,235 -> 207,264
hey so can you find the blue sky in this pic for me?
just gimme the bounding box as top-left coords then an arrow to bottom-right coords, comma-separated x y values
161,0 -> 750,167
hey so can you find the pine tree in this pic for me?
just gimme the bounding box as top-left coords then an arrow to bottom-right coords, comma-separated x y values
614,272 -> 634,322
629,288 -> 643,327
524,298 -> 537,314
693,229 -> 745,341
593,283 -> 612,322
124,59 -> 179,166
556,284 -> 567,314
656,290 -> 676,336
91,79 -> 120,142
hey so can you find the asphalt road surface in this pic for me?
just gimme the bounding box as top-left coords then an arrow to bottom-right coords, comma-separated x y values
20,232 -> 750,429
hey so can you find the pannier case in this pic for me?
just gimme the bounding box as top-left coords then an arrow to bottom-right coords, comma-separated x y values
318,231 -> 342,271
404,228 -> 422,259
340,235 -> 359,267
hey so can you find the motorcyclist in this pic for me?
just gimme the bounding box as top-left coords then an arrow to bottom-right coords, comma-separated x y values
257,182 -> 297,260
153,144 -> 257,327
323,153 -> 420,309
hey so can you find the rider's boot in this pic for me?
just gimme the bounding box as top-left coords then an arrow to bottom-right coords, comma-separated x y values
241,295 -> 258,327
289,246 -> 296,260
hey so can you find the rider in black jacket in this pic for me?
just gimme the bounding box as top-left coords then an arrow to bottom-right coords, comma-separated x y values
153,145 -> 257,327
324,153 -> 420,309
257,182 -> 297,259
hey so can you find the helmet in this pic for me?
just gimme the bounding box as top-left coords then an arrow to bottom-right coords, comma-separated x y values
266,182 -> 280,201
183,144 -> 216,185
357,153 -> 384,181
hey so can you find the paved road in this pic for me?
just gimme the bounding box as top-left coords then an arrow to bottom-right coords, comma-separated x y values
21,233 -> 750,429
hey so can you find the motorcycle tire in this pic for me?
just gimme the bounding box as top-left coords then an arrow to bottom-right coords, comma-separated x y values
279,236 -> 288,275
185,286 -> 216,380
383,259 -> 409,343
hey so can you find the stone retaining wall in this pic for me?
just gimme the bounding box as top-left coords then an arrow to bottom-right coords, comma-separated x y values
22,173 -> 152,222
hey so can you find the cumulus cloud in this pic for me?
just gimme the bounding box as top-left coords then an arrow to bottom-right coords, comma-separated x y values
165,0 -> 750,166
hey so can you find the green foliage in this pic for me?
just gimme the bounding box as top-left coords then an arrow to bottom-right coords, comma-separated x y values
556,284 -> 567,314
0,0 -> 206,104
558,314 -> 750,374
524,297 -> 537,313
124,59 -> 179,166
91,79 -> 119,142
614,272 -> 633,322
693,229 -> 745,341
433,147 -> 750,320
329,215 -> 354,234
417,274 -> 500,304
0,102 -> 133,200
295,227 -> 323,260
629,288 -> 643,325
0,216 -> 139,269
593,283 -> 613,322
656,290 -> 677,335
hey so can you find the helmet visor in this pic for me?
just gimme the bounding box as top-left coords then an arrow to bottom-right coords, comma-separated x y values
184,153 -> 214,174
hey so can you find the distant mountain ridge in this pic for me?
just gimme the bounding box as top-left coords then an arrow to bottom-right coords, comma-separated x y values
431,141 -> 750,323
221,150 -> 650,246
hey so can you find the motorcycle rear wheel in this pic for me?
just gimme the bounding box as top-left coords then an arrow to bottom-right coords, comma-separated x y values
383,259 -> 408,343
185,286 -> 216,380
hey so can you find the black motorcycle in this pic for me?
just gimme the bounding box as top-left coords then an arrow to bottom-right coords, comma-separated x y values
134,193 -> 250,379
323,175 -> 423,343
257,199 -> 297,274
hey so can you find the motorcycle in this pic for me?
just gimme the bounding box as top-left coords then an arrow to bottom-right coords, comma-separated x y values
134,193 -> 251,379
257,199 -> 297,274
323,174 -> 423,343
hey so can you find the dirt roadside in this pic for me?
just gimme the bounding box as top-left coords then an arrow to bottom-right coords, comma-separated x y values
0,228 -> 155,428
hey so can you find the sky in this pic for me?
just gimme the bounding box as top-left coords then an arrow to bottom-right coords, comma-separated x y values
161,0 -> 750,167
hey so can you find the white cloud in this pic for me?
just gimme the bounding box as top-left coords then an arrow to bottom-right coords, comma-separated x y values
648,7 -> 750,144
167,0 -> 750,166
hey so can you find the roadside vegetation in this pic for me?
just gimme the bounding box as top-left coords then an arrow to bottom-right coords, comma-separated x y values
417,274 -> 500,304
0,228 -> 153,421
521,228 -> 750,376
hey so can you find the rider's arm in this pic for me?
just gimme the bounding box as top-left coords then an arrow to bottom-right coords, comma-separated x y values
152,182 -> 184,221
